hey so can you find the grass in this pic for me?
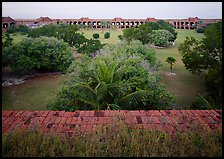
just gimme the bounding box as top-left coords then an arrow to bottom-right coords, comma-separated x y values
78,28 -> 123,45
155,29 -> 206,108
2,116 -> 222,157
2,29 -> 207,110
2,74 -> 68,110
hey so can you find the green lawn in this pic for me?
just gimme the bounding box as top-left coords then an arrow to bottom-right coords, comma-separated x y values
155,29 -> 206,108
78,28 -> 123,45
2,74 -> 67,110
2,29 -> 206,110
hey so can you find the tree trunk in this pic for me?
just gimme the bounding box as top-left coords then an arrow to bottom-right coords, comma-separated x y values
170,64 -> 173,73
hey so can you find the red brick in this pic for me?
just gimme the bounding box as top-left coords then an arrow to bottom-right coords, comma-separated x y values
141,117 -> 148,124
170,110 -> 178,116
20,111 -> 30,117
63,112 -> 70,117
164,117 -> 174,124
149,110 -> 157,116
159,110 -> 167,117
26,111 -> 34,117
71,117 -> 77,125
39,117 -> 46,124
47,111 -> 55,117
4,116 -> 14,125
56,124 -> 64,133
87,117 -> 94,125
80,124 -> 87,132
42,111 -> 50,117
195,116 -> 207,124
98,117 -> 104,124
35,111 -> 45,117
65,117 -> 72,125
76,117 -> 82,124
43,117 -> 51,124
5,111 -> 14,117
124,110 -> 131,117
54,117 -> 62,124
84,110 -> 89,117
152,117 -> 160,124
30,117 -> 39,126
145,111 -> 152,117
59,117 -> 67,125
211,110 -> 221,117
49,116 -> 57,124
190,110 -> 199,116
93,117 -> 99,125
131,117 -> 138,124
139,110 -> 146,116
104,110 -> 110,116
6,124 -> 15,132
79,111 -> 85,117
89,110 -> 94,117
13,117 -> 24,125
14,111 -> 24,117
58,111 -> 65,117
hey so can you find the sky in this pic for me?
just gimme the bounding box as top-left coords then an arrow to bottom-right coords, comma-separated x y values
2,2 -> 222,19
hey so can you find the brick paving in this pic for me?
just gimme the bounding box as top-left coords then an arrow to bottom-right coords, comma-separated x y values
2,110 -> 222,134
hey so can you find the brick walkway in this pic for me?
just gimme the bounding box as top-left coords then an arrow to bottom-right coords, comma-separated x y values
2,110 -> 222,134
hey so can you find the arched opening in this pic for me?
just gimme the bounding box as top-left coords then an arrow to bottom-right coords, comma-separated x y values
83,21 -> 87,26
130,21 -> 134,26
135,21 -> 139,26
140,21 -> 143,25
57,21 -> 60,25
3,23 -> 9,28
107,21 -> 111,28
125,21 -> 129,26
73,21 -> 77,25
69,21 -> 72,25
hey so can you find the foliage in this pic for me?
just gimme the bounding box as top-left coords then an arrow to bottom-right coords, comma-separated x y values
196,27 -> 204,33
2,33 -> 13,67
2,36 -> 74,74
104,32 -> 110,39
178,22 -> 222,106
166,56 -> 176,73
92,33 -> 100,39
6,25 -> 30,34
2,118 -> 222,157
28,24 -> 103,55
77,39 -> 104,57
48,40 -> 175,111
150,30 -> 174,47
122,20 -> 177,46
118,34 -> 124,41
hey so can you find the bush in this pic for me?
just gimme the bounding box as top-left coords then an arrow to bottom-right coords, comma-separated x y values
118,35 -> 124,41
3,36 -> 74,74
150,30 -> 174,47
104,32 -> 110,39
196,27 -> 204,33
48,40 -> 175,111
92,33 -> 100,39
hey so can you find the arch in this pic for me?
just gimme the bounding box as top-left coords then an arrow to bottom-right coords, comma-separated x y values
130,21 -> 134,26
69,21 -> 72,25
2,23 -> 9,28
125,21 -> 129,25
73,21 -> 77,25
140,21 -> 144,25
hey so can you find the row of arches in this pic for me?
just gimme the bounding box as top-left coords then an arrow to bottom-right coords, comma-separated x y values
173,21 -> 198,29
57,21 -> 146,28
2,22 -> 15,29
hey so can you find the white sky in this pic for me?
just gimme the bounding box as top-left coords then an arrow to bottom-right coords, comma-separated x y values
2,2 -> 222,19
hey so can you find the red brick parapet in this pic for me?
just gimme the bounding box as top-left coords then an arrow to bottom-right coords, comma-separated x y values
2,110 -> 222,134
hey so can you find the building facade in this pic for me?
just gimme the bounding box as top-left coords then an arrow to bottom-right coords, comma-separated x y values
2,16 -> 222,31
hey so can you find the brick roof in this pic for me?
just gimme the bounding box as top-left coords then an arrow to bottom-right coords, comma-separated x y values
2,110 -> 222,134
2,16 -> 15,23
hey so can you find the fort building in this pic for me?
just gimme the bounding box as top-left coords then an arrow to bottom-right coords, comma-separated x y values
2,16 -> 222,31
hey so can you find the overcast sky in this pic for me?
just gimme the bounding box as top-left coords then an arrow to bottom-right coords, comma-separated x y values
2,2 -> 222,19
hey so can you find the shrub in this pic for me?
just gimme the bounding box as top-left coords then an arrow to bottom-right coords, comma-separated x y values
118,35 -> 124,41
48,40 -> 175,111
150,30 -> 174,47
104,32 -> 110,39
92,33 -> 100,39
196,27 -> 204,33
3,36 -> 74,74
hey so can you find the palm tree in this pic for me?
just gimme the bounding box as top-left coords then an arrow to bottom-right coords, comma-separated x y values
72,60 -> 149,110
166,56 -> 176,74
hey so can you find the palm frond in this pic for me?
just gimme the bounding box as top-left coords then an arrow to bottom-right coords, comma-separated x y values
120,90 -> 149,106
94,81 -> 108,103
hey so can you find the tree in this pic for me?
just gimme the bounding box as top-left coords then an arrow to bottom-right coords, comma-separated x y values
93,33 -> 100,39
48,40 -> 175,111
150,30 -> 174,47
104,32 -> 110,39
178,21 -> 222,107
166,56 -> 176,74
3,37 -> 74,74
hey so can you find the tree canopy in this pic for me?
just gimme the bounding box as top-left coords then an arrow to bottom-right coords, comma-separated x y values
178,21 -> 222,107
